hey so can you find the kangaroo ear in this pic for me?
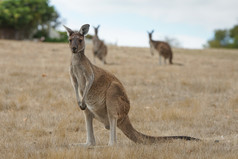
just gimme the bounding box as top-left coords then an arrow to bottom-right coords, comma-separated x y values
97,25 -> 100,29
63,25 -> 74,36
151,30 -> 154,34
79,24 -> 90,35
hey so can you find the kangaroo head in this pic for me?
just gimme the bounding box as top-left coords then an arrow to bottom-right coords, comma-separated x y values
147,30 -> 154,40
93,25 -> 100,36
63,24 -> 90,53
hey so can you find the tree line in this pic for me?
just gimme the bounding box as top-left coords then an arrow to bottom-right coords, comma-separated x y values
0,0 -> 62,40
0,0 -> 238,48
207,25 -> 238,49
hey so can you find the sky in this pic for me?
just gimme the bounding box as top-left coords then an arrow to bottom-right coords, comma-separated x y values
51,0 -> 238,49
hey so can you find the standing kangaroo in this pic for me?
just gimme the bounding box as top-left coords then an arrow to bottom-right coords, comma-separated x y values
148,30 -> 173,65
64,24 -> 199,147
92,25 -> 107,64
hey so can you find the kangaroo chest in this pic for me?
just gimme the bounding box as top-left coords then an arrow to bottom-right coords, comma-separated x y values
71,64 -> 106,106
71,64 -> 86,95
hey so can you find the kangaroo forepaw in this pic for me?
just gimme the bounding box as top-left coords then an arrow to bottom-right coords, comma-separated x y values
105,125 -> 110,130
78,101 -> 86,110
77,101 -> 82,108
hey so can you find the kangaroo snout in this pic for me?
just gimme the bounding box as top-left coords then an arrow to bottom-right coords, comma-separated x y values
72,47 -> 77,53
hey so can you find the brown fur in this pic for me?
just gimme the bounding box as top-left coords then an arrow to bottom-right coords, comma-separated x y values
64,24 -> 199,146
148,30 -> 173,64
92,25 -> 107,64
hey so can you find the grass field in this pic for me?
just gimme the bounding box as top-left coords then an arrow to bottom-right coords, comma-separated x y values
0,40 -> 238,159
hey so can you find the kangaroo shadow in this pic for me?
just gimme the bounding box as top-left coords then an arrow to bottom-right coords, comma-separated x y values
105,62 -> 119,66
172,62 -> 184,66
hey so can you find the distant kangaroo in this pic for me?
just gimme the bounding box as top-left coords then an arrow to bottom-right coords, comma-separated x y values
148,30 -> 173,65
92,25 -> 107,64
64,24 -> 199,147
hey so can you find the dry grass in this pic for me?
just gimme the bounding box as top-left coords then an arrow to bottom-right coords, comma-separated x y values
0,40 -> 238,159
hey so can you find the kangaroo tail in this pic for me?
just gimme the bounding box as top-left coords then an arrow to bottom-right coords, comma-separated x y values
117,116 -> 200,144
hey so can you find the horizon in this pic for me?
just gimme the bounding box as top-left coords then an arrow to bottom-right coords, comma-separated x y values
51,0 -> 238,49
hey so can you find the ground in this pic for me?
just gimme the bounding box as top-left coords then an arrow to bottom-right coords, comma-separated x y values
0,40 -> 238,159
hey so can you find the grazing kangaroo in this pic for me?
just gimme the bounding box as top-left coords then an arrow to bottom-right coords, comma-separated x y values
64,24 -> 199,147
148,30 -> 173,65
92,25 -> 107,64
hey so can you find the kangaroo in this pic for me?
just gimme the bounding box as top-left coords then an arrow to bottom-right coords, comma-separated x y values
92,25 -> 107,64
148,30 -> 173,65
64,24 -> 199,147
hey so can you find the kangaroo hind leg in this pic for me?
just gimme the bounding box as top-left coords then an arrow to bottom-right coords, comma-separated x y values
106,82 -> 130,146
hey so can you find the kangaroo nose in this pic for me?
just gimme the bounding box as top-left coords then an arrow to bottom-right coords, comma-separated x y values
72,47 -> 77,52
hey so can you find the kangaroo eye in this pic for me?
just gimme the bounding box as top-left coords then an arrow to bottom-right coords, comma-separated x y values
69,39 -> 72,42
79,39 -> 82,43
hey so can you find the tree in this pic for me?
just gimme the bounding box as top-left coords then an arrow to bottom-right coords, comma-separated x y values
207,25 -> 238,49
164,36 -> 181,48
0,0 -> 59,40
230,25 -> 238,48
